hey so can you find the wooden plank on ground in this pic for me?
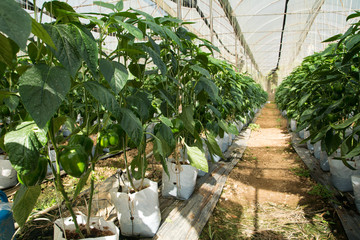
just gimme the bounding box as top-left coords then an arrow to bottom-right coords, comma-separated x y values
290,131 -> 360,240
153,128 -> 252,240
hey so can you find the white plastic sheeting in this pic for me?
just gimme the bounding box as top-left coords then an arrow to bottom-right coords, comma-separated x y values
24,0 -> 360,84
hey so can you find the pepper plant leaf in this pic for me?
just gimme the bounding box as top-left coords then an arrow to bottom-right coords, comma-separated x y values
83,81 -> 122,120
44,24 -> 81,77
119,108 -> 143,146
205,133 -> 224,159
12,185 -> 41,227
185,143 -> 208,172
331,113 -> 360,130
19,64 -> 71,128
31,19 -> 56,49
180,106 -> 195,135
114,17 -> 144,39
99,59 -> 128,94
4,121 -> 47,175
0,33 -> 19,67
0,0 -> 31,49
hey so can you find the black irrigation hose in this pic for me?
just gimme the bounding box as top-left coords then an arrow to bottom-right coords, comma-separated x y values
274,0 -> 290,71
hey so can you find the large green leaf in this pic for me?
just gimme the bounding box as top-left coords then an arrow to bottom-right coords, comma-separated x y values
297,93 -> 311,107
43,1 -> 79,24
205,133 -> 223,159
4,121 -> 47,175
0,0 -> 31,49
126,92 -> 152,121
325,130 -> 342,155
43,24 -> 81,77
185,143 -> 208,172
163,27 -> 183,49
331,113 -> 360,130
0,33 -> 19,67
12,185 -> 41,227
190,65 -> 211,78
155,123 -> 175,157
114,17 -> 144,39
180,106 -> 195,135
31,19 -> 56,49
195,77 -> 218,102
344,143 -> 360,159
143,46 -> 166,76
93,1 -> 115,10
83,81 -> 122,119
153,135 -> 169,176
119,108 -> 143,146
19,64 -> 71,128
4,95 -> 19,112
70,25 -> 98,77
99,59 -> 128,94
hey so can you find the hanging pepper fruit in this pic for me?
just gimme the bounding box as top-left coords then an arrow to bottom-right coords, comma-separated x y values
68,134 -> 94,156
18,157 -> 48,186
98,129 -> 120,148
59,145 -> 88,178
107,130 -> 119,146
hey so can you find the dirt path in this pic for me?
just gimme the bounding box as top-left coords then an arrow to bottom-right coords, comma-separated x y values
200,103 -> 346,240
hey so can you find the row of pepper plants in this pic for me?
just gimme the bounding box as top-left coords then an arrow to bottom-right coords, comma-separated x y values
0,0 -> 267,238
275,12 -> 360,186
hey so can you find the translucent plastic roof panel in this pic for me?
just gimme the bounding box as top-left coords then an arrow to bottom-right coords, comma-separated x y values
23,0 -> 360,81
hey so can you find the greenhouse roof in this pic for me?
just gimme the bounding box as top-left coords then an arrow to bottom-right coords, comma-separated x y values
22,0 -> 360,81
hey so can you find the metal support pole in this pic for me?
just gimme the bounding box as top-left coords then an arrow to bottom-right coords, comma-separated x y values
177,0 -> 182,19
210,0 -> 213,43
235,36 -> 238,70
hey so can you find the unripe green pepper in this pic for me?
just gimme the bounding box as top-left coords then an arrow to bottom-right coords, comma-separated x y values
68,134 -> 93,156
59,146 -> 88,178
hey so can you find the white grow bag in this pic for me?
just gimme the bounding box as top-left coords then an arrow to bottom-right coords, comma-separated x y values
290,119 -> 297,132
351,175 -> 360,213
110,179 -> 160,237
298,129 -> 305,139
329,158 -> 360,192
0,155 -> 17,189
162,158 -> 198,200
313,141 -> 321,160
320,151 -> 330,172
303,130 -> 314,151
54,215 -> 119,240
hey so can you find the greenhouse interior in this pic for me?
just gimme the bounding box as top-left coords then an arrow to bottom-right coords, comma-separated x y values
1,0 -> 360,239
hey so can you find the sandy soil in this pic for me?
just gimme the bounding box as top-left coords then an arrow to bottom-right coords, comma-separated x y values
200,103 -> 347,240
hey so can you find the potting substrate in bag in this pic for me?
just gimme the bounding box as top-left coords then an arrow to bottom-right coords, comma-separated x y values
53,215 -> 119,240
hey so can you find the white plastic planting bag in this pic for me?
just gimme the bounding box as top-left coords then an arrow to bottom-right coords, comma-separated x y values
110,178 -> 160,237
320,151 -> 330,172
303,130 -> 314,151
298,129 -> 305,139
236,121 -> 244,133
290,119 -> 297,132
0,155 -> 17,189
54,215 -> 119,240
314,141 -> 321,160
329,158 -> 360,192
351,175 -> 360,213
162,158 -> 198,200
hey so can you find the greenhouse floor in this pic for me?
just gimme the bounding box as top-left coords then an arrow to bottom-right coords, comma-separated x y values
200,103 -> 348,240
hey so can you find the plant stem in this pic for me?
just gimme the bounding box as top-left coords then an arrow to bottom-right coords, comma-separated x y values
86,163 -> 95,235
123,137 -> 137,191
48,119 -> 84,238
